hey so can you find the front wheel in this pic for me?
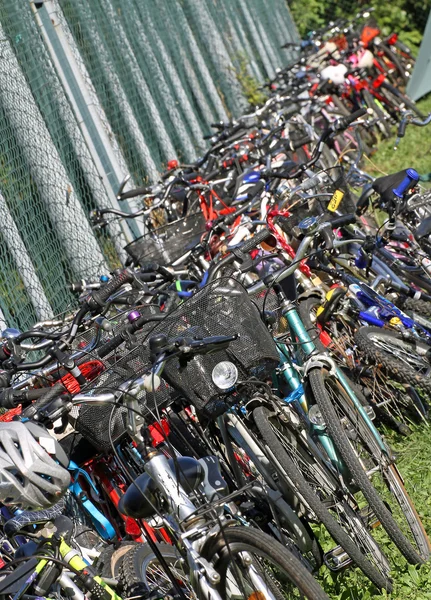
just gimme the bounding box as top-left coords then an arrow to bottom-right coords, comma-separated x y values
309,367 -> 431,563
205,526 -> 331,599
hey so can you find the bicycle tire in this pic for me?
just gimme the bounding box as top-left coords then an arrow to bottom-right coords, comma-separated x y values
354,326 -> 431,396
399,296 -> 431,319
252,406 -> 392,591
362,89 -> 392,138
309,367 -> 430,564
119,543 -> 193,598
381,81 -> 425,118
379,43 -> 408,87
205,526 -> 331,600
298,296 -> 424,428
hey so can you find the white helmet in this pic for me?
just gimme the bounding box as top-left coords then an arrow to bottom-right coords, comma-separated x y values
0,422 -> 70,510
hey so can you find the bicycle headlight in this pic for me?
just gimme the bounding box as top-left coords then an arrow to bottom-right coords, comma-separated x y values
211,361 -> 238,390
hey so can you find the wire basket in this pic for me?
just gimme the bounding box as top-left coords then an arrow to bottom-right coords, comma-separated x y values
148,278 -> 280,419
280,165 -> 357,230
124,212 -> 206,266
70,314 -> 174,453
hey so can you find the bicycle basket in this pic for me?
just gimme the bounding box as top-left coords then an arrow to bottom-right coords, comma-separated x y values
71,322 -> 175,453
125,212 -> 206,266
147,278 -> 280,419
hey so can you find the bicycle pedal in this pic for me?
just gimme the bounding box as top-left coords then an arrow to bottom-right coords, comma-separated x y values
323,546 -> 352,571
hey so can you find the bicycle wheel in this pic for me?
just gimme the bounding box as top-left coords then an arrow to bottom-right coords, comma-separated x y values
119,543 -> 194,598
253,405 -> 392,591
309,367 -> 431,563
354,326 -> 431,397
204,526 -> 331,599
219,411 -> 323,571
362,89 -> 392,138
298,296 -> 424,429
378,43 -> 409,87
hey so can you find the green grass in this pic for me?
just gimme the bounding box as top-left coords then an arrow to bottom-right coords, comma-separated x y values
318,422 -> 431,599
318,95 -> 431,598
365,95 -> 431,179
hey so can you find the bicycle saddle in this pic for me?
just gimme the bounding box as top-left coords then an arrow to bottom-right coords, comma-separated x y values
372,170 -> 409,203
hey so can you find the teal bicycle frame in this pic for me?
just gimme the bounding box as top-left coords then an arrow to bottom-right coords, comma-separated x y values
274,296 -> 389,477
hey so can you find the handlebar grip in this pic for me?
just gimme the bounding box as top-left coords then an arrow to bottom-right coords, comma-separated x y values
329,213 -> 356,228
223,204 -> 250,227
0,387 -> 49,409
97,334 -> 125,359
87,269 -> 134,312
240,229 -> 272,254
393,168 -> 419,198
319,225 -> 334,251
118,186 -> 153,200
334,108 -> 367,132
69,279 -> 100,293
246,179 -> 265,202
22,383 -> 67,420
137,273 -> 158,283
204,167 -> 222,180
397,120 -> 407,139
140,262 -> 160,273
297,173 -> 325,193
288,135 -> 312,151
210,122 -> 225,130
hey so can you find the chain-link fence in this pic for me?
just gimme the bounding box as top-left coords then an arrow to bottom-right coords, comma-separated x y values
0,0 -> 298,330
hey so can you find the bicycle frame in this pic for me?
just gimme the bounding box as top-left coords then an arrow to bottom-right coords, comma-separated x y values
0,530 -> 121,600
274,296 -> 390,475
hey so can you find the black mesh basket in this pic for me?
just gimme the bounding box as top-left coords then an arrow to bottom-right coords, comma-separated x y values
280,165 -> 357,230
71,322 -> 175,453
147,278 -> 280,419
125,212 -> 206,266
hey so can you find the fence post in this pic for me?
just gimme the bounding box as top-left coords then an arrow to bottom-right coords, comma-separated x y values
30,0 -> 142,242
0,191 -> 54,321
0,22 -> 108,279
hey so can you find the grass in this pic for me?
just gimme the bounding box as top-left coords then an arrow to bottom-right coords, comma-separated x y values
364,95 -> 431,179
318,95 -> 431,598
318,422 -> 431,599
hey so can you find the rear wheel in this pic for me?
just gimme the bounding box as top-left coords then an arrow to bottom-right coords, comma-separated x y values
354,326 -> 431,397
252,405 -> 392,591
205,526 -> 331,599
362,89 -> 392,137
309,367 -> 431,563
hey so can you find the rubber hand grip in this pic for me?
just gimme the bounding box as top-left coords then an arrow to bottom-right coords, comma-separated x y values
97,334 -> 124,359
298,173 -> 325,193
288,135 -> 312,151
334,108 -> 367,132
397,120 -> 407,138
319,225 -> 334,251
329,213 -> 356,228
240,229 -> 272,254
393,168 -> 419,198
118,186 -> 153,200
140,262 -> 160,273
246,179 -> 265,201
0,387 -> 50,409
22,383 -> 67,419
223,204 -> 249,227
87,269 -> 134,312
69,279 -> 100,293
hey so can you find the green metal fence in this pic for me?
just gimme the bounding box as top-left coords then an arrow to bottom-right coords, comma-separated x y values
0,0 -> 298,330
